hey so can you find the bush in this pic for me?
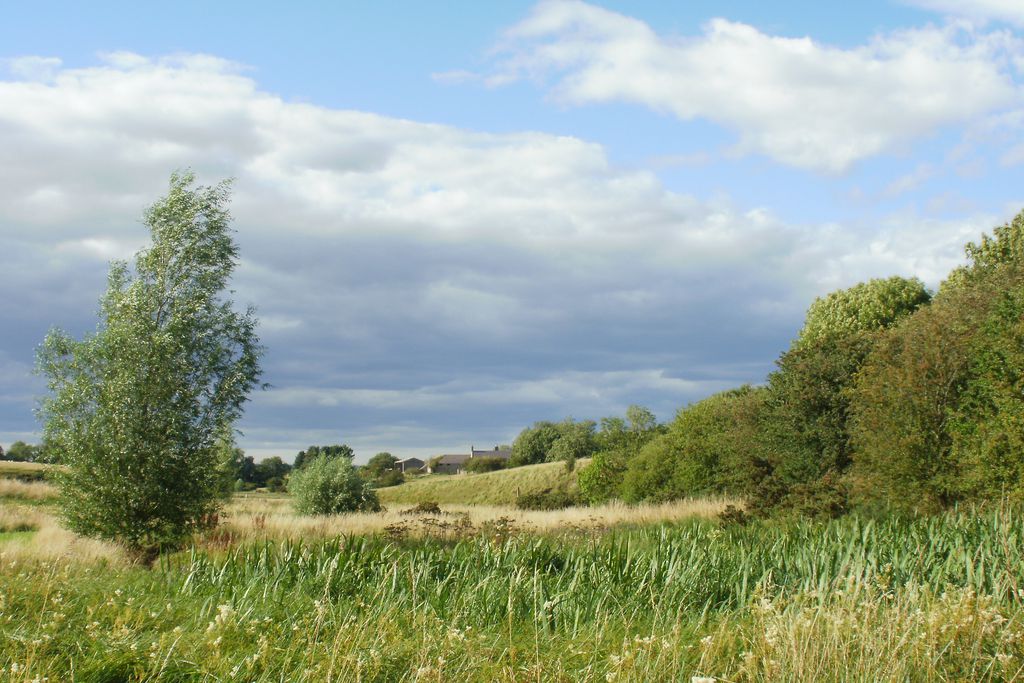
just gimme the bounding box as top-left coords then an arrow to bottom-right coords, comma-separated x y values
289,455 -> 381,515
515,487 -> 579,511
464,456 -> 507,473
374,470 -> 405,488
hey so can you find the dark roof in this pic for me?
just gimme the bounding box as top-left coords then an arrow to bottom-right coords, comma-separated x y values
471,448 -> 511,460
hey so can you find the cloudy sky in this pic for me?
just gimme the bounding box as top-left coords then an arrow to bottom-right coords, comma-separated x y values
2,1 -> 1022,462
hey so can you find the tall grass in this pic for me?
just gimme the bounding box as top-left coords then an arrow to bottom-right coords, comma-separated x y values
0,478 -> 58,501
1,505 -> 1023,680
218,497 -> 731,542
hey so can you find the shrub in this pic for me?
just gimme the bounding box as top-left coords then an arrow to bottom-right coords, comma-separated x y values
289,455 -> 381,515
374,470 -> 405,487
464,456 -> 507,473
515,487 -> 579,511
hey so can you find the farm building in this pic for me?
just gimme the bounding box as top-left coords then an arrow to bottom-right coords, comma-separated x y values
427,446 -> 511,474
393,457 -> 425,473
471,445 -> 511,461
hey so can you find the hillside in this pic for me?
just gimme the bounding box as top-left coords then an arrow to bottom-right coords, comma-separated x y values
377,459 -> 589,505
0,461 -> 53,481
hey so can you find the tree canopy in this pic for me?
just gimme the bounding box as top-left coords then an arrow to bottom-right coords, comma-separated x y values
36,171 -> 263,560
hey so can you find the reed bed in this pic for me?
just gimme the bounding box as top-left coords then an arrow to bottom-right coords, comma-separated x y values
1,505 -> 1022,681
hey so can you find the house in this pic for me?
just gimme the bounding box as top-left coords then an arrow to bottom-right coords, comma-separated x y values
471,445 -> 511,462
393,457 -> 425,473
427,445 -> 512,474
428,453 -> 472,474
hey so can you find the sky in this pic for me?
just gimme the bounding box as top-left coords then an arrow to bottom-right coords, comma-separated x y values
1,1 -> 1023,463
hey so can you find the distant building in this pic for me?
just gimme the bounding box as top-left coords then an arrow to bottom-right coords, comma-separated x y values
427,445 -> 512,474
429,453 -> 472,474
471,445 -> 511,461
394,457 -> 425,473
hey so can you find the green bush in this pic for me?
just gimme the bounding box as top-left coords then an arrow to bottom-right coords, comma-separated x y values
515,487 -> 579,511
289,455 -> 381,515
619,386 -> 766,504
464,456 -> 507,473
374,470 -> 405,487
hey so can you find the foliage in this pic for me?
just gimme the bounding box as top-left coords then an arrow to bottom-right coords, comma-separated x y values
579,406 -> 664,504
514,486 -> 579,510
373,470 -> 405,488
944,209 -> 1024,290
1,441 -> 40,462
289,454 -> 381,515
463,456 -> 507,473
360,452 -> 405,487
620,387 -> 767,504
796,276 -> 930,347
362,452 -> 398,478
36,172 -> 262,559
509,421 -> 563,467
746,277 -> 931,516
510,418 -> 599,470
547,418 -> 596,472
294,444 -> 354,470
851,269 -> 1024,509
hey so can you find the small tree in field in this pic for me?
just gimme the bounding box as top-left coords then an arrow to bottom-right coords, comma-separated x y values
289,455 -> 381,515
36,171 -> 263,562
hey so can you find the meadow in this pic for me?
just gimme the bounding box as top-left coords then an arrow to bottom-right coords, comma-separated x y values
1,468 -> 1023,681
377,460 -> 586,506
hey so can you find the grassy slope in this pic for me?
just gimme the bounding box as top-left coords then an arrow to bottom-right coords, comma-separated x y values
0,461 -> 54,482
378,459 -> 589,505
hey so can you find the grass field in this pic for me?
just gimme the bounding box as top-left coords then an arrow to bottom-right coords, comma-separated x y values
3,465 -> 1023,680
0,460 -> 53,482
1,505 -> 1022,681
379,459 -> 588,505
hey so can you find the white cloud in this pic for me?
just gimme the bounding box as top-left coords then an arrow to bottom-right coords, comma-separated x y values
907,0 -> 1024,26
883,163 -> 936,198
485,1 -> 1022,172
0,51 -> 997,455
3,56 -> 62,81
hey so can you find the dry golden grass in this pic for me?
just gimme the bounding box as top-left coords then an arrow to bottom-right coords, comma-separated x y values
0,478 -> 58,500
216,496 -> 733,543
0,503 -> 124,565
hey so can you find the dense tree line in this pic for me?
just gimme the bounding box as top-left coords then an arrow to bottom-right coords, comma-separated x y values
0,441 -> 43,462
509,210 -> 1024,517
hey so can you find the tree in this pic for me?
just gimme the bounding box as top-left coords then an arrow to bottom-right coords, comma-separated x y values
363,452 -> 398,479
289,454 -> 380,515
851,211 -> 1024,509
255,456 -> 291,488
619,387 -> 766,504
752,276 -> 930,515
580,406 -> 664,504
509,421 -> 562,467
548,418 -> 596,472
796,276 -> 931,348
36,172 -> 263,561
294,444 -> 355,470
4,441 -> 39,462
